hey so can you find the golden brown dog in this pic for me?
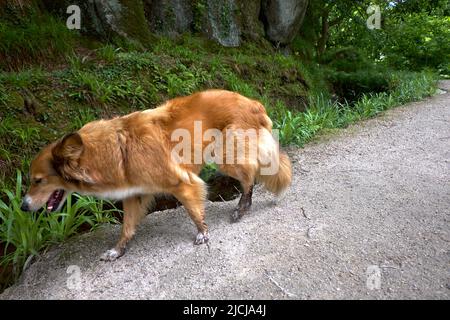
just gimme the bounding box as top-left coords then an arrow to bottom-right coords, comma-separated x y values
21,90 -> 292,261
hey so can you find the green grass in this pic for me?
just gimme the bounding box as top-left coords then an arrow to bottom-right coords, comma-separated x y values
222,70 -> 258,98
0,115 -> 43,186
66,64 -> 153,107
0,14 -> 77,70
0,116 -> 40,145
0,171 -> 121,287
0,68 -> 47,88
97,45 -> 121,63
0,84 -> 10,106
272,70 -> 437,146
199,163 -> 219,182
70,108 -> 98,131
54,36 -> 317,111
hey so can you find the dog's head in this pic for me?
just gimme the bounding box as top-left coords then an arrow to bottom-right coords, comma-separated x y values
21,132 -> 85,212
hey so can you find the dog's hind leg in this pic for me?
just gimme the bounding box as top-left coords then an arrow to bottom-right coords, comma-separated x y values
233,184 -> 253,221
170,177 -> 208,245
101,194 -> 153,261
219,164 -> 255,222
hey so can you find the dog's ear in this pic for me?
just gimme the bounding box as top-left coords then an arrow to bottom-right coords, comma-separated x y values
52,133 -> 84,163
52,133 -> 96,184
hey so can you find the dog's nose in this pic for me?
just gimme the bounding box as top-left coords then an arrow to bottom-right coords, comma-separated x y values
20,201 -> 30,212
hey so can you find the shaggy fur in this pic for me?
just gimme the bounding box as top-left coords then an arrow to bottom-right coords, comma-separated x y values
22,90 -> 292,261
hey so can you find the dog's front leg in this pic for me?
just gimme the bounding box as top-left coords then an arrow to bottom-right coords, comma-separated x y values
171,180 -> 209,245
101,195 -> 153,261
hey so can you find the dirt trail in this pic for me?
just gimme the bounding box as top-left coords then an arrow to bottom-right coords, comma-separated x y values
1,82 -> 449,299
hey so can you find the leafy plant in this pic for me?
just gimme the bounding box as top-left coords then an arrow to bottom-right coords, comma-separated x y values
71,108 -> 97,130
382,13 -> 450,72
0,171 -> 121,285
0,84 -> 9,106
97,45 -> 121,63
0,13 -> 76,70
0,116 -> 40,145
199,163 -> 219,182
223,70 -> 258,98
0,68 -> 46,88
272,70 -> 437,146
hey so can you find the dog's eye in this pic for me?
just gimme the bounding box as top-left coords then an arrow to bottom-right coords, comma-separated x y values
34,178 -> 42,184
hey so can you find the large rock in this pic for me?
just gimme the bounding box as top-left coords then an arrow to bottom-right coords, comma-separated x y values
43,0 -> 153,43
196,0 -> 265,46
262,0 -> 309,45
235,0 -> 265,41
41,0 -> 308,47
203,0 -> 241,47
143,0 -> 245,46
143,0 -> 193,36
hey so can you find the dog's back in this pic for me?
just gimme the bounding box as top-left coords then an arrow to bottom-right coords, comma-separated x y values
162,89 -> 272,133
155,89 -> 291,196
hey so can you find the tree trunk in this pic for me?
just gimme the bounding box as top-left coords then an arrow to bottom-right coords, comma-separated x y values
316,9 -> 329,58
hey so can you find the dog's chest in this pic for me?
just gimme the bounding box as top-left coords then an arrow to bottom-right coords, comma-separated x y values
91,187 -> 146,200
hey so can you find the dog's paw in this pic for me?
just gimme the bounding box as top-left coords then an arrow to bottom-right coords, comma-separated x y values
194,232 -> 209,245
100,248 -> 124,261
230,209 -> 245,223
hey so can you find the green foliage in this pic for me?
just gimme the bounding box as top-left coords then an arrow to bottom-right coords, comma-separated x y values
319,47 -> 393,101
389,70 -> 438,103
0,13 -> 76,70
328,69 -> 391,102
0,113 -> 45,198
192,0 -> 207,33
319,47 -> 376,73
67,69 -> 151,107
273,70 -> 437,146
97,45 -> 121,63
0,116 -> 41,163
325,1 -> 450,74
67,70 -> 112,104
0,116 -> 40,145
163,64 -> 210,97
390,0 -> 450,16
0,68 -> 47,88
70,109 -> 97,131
382,14 -> 450,73
116,51 -> 157,70
0,171 -> 120,285
0,84 -> 9,106
222,71 -> 258,98
199,163 -> 219,182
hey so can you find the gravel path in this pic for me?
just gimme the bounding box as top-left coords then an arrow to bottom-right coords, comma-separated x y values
1,82 -> 449,300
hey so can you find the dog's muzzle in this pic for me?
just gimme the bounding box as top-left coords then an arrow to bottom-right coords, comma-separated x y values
21,196 -> 31,212
21,202 -> 30,212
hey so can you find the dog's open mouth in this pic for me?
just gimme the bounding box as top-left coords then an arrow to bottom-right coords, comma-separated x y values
47,189 -> 65,212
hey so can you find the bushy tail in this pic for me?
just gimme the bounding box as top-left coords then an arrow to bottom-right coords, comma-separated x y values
258,152 -> 292,195
257,129 -> 292,195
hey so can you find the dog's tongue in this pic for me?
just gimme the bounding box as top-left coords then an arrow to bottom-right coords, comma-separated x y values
47,190 -> 63,211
